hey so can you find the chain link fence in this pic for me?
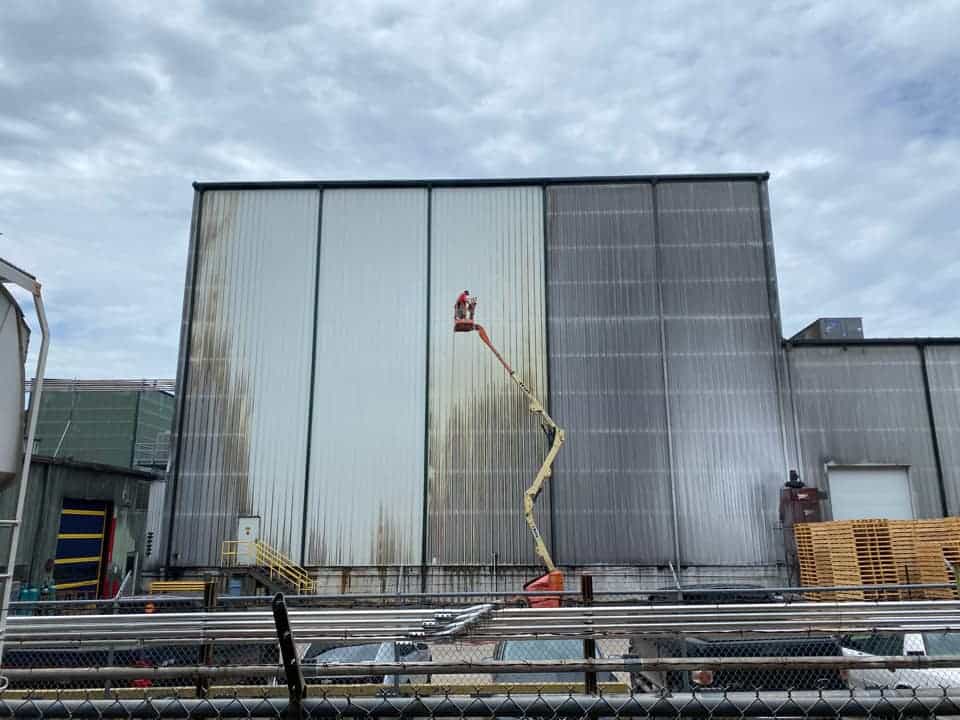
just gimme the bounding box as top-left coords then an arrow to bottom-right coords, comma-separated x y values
4,688 -> 960,718
8,633 -> 960,694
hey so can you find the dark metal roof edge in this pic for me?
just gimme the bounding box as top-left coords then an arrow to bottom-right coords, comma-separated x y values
31,454 -> 160,480
192,172 -> 770,192
785,337 -> 960,348
0,257 -> 37,280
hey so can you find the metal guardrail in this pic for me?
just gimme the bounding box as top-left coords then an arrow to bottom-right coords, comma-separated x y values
149,581 -> 208,594
222,541 -> 315,594
25,379 -> 175,393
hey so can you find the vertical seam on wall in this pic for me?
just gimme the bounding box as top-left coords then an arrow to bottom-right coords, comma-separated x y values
652,181 -> 682,570
165,189 -> 204,570
757,180 -> 792,479
784,344 -> 804,471
130,390 -> 143,468
420,186 -> 432,593
300,186 -> 324,565
30,462 -> 51,581
919,344 -> 949,516
541,184 -> 557,565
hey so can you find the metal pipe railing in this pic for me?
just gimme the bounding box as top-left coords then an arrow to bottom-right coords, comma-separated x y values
7,582 -> 957,615
9,600 -> 960,647
9,653 -> 960,681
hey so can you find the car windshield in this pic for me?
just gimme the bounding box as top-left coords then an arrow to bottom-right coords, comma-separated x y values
501,639 -> 589,661
922,634 -> 960,657
495,639 -> 614,684
307,643 -> 386,663
841,634 -> 903,656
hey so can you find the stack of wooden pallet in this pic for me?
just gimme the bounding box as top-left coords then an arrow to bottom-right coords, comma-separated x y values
795,521 -> 863,600
852,520 -> 900,600
795,518 -> 960,600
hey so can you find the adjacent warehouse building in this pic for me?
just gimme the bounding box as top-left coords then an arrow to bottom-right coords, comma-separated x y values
3,455 -> 156,598
161,174 -> 960,591
1,368 -> 171,598
31,379 -> 174,471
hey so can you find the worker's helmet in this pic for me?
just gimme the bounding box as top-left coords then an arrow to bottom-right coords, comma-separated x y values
464,289 -> 470,295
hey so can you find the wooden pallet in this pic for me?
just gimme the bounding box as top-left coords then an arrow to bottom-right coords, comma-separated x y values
851,520 -> 899,600
915,541 -> 960,599
795,524 -> 817,591
796,522 -> 863,600
889,520 -> 919,592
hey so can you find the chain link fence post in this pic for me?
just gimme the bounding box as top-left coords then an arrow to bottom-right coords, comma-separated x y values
581,574 -> 597,694
195,578 -> 217,696
272,593 -> 304,720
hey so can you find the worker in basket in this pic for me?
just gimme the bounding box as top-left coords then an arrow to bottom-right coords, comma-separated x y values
454,290 -> 477,321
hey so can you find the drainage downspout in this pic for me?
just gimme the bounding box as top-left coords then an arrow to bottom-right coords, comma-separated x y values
918,344 -> 949,517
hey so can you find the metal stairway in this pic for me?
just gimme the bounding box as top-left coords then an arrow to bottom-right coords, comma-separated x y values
222,540 -> 314,594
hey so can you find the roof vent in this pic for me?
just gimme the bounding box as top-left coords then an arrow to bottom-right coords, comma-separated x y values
792,317 -> 864,341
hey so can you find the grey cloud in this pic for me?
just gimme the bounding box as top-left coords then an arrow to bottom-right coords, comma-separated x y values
1,0 -> 958,378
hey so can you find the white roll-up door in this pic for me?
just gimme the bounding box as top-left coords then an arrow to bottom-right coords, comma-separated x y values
827,466 -> 914,521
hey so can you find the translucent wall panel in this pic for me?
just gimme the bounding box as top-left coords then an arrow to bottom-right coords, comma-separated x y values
170,190 -> 318,565
305,189 -> 428,565
546,184 -> 673,564
657,181 -> 785,565
426,187 -> 548,564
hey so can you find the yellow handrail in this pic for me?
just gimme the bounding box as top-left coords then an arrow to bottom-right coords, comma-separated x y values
149,580 -> 207,594
221,539 -> 314,594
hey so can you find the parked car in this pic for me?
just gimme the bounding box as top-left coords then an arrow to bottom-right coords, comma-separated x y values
646,584 -> 784,605
842,632 -> 960,690
301,641 -> 431,686
2,643 -> 278,689
638,636 -> 848,692
491,638 -> 617,685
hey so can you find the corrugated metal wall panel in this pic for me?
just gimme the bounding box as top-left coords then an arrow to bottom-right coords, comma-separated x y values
426,187 -> 548,565
0,287 -> 26,484
171,190 -> 318,565
921,346 -> 960,515
545,184 -> 673,564
305,189 -> 428,565
162,190 -> 202,568
657,181 -> 785,565
788,345 -> 942,519
34,391 -> 138,467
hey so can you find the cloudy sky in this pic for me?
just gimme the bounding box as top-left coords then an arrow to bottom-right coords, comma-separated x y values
2,1 -> 958,378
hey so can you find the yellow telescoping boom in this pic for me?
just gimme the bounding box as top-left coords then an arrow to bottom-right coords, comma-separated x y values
453,297 -> 565,582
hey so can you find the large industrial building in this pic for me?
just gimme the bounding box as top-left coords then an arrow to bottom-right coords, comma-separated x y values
158,174 -> 960,592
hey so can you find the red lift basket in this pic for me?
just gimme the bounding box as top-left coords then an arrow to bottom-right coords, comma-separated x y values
453,301 -> 476,332
523,569 -> 565,608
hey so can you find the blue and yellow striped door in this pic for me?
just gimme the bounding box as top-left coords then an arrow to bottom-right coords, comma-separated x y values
53,498 -> 108,594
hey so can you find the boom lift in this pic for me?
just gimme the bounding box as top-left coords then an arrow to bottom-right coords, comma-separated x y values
453,294 -> 566,600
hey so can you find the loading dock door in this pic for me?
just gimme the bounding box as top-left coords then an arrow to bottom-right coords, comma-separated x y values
53,498 -> 109,595
827,467 -> 913,521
